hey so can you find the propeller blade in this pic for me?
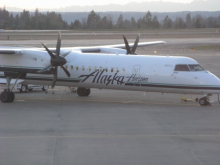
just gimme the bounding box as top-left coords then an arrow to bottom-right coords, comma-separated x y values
61,65 -> 71,77
37,65 -> 51,73
131,34 -> 140,54
51,66 -> 57,88
56,32 -> 61,56
42,32 -> 70,88
60,50 -> 72,58
123,35 -> 131,54
42,43 -> 55,59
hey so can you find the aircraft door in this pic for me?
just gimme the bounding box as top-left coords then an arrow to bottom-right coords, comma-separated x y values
132,65 -> 141,86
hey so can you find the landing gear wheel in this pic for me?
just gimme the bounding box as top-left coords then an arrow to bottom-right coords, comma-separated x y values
77,87 -> 86,96
0,91 -> 9,103
199,97 -> 209,106
0,91 -> 15,103
85,88 -> 91,96
20,84 -> 27,93
77,87 -> 91,96
8,92 -> 15,102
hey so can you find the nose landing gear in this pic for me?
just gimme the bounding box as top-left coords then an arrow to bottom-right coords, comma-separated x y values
198,96 -> 211,106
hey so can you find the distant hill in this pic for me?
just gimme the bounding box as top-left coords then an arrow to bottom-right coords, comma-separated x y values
5,0 -> 220,12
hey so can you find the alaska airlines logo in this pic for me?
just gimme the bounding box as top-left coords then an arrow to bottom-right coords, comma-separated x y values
79,70 -> 148,86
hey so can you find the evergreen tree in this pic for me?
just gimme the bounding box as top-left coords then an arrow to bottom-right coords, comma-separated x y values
194,15 -> 202,28
131,17 -> 137,29
0,6 -> 10,29
100,16 -> 109,29
116,14 -> 124,28
71,19 -> 82,29
87,10 -> 101,29
186,13 -> 192,28
174,18 -> 186,29
152,15 -> 160,29
144,11 -> 152,28
107,15 -> 113,29
163,15 -> 172,29
19,9 -> 30,29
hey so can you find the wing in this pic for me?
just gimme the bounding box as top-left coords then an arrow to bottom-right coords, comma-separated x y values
0,40 -> 165,55
75,41 -> 166,53
101,41 -> 166,49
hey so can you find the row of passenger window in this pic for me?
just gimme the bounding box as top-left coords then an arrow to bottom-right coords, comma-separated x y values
59,65 -> 126,73
174,64 -> 204,72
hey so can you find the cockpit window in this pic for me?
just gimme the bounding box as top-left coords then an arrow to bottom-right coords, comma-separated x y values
188,64 -> 204,71
174,65 -> 190,71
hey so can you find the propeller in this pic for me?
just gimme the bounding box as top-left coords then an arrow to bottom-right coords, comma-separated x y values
123,34 -> 140,55
38,32 -> 71,88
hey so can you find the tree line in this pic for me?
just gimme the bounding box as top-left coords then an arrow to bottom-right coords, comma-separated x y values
1,7 -> 220,30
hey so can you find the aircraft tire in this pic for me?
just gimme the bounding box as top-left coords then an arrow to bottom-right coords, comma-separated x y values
8,92 -> 15,102
77,87 -> 86,96
199,97 -> 209,106
77,87 -> 90,96
85,88 -> 91,96
0,91 -> 9,103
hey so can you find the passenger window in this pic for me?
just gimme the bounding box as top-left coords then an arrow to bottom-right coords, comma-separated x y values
116,67 -> 119,73
76,66 -> 79,71
70,65 -> 73,70
99,67 -> 103,72
88,66 -> 91,72
188,64 -> 204,71
111,68 -> 114,73
121,68 -> 125,73
105,68 -> 108,72
174,65 -> 190,71
82,66 -> 85,71
65,65 -> 68,69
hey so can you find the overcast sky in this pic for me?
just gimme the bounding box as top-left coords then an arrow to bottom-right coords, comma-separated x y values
2,0 -> 196,9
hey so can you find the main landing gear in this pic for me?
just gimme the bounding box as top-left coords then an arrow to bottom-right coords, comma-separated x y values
0,76 -> 19,103
0,90 -> 15,103
77,87 -> 91,96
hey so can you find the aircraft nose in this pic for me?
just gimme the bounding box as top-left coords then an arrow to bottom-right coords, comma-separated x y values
206,72 -> 220,86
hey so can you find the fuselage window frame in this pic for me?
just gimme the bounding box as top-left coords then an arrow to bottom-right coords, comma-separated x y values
188,64 -> 204,72
174,64 -> 190,72
76,66 -> 79,71
82,66 -> 85,71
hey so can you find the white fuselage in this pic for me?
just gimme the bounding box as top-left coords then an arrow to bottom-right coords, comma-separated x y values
1,49 -> 220,95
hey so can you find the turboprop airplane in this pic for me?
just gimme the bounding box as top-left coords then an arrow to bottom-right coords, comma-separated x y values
0,32 -> 220,106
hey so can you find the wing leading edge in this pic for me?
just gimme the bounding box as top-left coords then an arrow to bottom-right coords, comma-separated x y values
79,41 -> 165,53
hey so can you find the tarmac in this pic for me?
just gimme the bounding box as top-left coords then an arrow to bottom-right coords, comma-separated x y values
0,30 -> 220,165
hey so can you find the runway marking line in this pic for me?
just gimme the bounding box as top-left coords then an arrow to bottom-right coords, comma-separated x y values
15,97 -> 200,107
0,134 -> 220,139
